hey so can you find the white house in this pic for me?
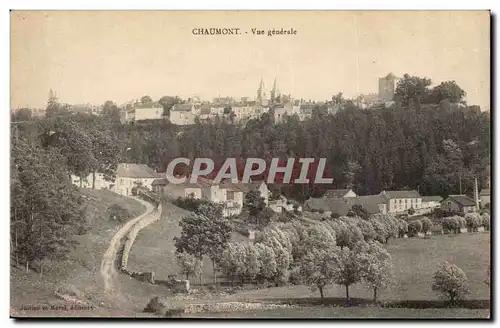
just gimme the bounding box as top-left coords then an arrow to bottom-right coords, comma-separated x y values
323,189 -> 357,199
135,105 -> 163,121
379,190 -> 422,213
421,196 -> 444,210
114,163 -> 161,196
170,104 -> 196,125
479,189 -> 490,207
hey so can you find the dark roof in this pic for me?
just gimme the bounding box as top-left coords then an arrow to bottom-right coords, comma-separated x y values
422,196 -> 444,202
380,190 -> 421,199
304,195 -> 384,215
200,104 -> 211,115
152,178 -> 168,186
116,164 -> 161,178
443,195 -> 476,207
219,182 -> 248,193
172,104 -> 194,112
304,198 -> 351,215
480,189 -> 490,196
323,189 -> 354,198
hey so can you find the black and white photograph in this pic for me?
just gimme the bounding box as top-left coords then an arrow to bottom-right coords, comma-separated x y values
9,10 -> 491,319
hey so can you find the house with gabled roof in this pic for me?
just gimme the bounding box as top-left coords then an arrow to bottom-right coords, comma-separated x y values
379,190 -> 422,213
170,103 -> 196,125
479,188 -> 490,207
421,195 -> 444,210
114,163 -> 161,196
441,195 -> 477,214
323,189 -> 357,199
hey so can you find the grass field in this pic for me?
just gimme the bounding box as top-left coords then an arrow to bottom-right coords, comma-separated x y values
10,188 -> 147,317
188,307 -> 490,319
128,201 -> 248,283
128,211 -> 490,311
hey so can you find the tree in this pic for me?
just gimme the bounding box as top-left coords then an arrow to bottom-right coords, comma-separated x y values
481,213 -> 490,231
407,220 -> 422,237
394,74 -> 432,107
244,189 -> 266,226
356,241 -> 394,302
350,204 -> 368,219
174,205 -> 232,285
298,247 -> 338,300
421,217 -> 432,235
140,95 -> 153,104
442,216 -> 460,234
254,243 -> 277,282
11,139 -> 84,273
45,89 -> 64,118
398,219 -> 408,238
12,108 -> 32,122
432,261 -> 470,303
176,251 -> 202,281
158,96 -> 181,118
429,81 -> 466,104
331,246 -> 362,302
407,207 -> 415,215
465,213 -> 481,232
101,100 -> 121,123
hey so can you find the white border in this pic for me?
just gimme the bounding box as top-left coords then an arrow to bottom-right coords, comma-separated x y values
3,1 -> 497,327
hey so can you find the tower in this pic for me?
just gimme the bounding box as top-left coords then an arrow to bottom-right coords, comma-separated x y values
270,78 -> 277,102
257,78 -> 266,104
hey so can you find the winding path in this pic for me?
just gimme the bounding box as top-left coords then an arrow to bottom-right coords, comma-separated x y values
100,197 -> 154,297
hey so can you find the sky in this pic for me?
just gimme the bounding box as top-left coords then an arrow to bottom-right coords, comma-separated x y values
10,11 -> 490,110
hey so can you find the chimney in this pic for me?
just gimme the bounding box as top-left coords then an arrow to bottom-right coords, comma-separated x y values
474,177 -> 480,211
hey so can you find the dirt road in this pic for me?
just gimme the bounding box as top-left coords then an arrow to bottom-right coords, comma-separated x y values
100,197 -> 154,298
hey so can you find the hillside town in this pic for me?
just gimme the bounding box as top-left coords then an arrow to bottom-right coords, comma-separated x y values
10,10 -> 490,320
17,73 -> 471,126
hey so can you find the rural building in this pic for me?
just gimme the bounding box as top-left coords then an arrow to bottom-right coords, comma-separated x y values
440,195 -> 477,214
421,196 -> 444,210
170,104 -> 196,125
479,188 -> 490,207
304,194 -> 386,216
378,73 -> 400,102
379,190 -> 422,213
114,163 -> 161,196
134,104 -> 164,121
323,189 -> 357,199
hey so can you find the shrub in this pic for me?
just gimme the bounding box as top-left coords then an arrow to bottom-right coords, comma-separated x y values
432,261 -> 470,303
330,213 -> 340,219
407,220 -> 422,237
407,207 -> 415,215
398,219 -> 408,238
420,217 -> 432,235
107,204 -> 131,223
442,216 -> 459,234
318,209 -> 325,214
464,213 -> 481,232
481,213 -> 490,231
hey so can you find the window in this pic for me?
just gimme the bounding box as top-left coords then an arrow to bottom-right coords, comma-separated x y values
227,191 -> 235,201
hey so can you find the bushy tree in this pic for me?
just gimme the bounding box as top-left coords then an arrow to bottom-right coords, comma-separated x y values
465,213 -> 481,232
355,218 -> 377,242
331,246 -> 362,302
398,219 -> 408,238
254,243 -> 277,282
407,220 -> 422,237
481,213 -> 490,231
176,251 -> 202,280
432,261 -> 470,303
442,216 -> 460,234
297,247 -> 338,300
326,219 -> 362,249
174,207 -> 232,284
420,217 -> 432,235
11,139 -> 84,273
356,241 -> 394,302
